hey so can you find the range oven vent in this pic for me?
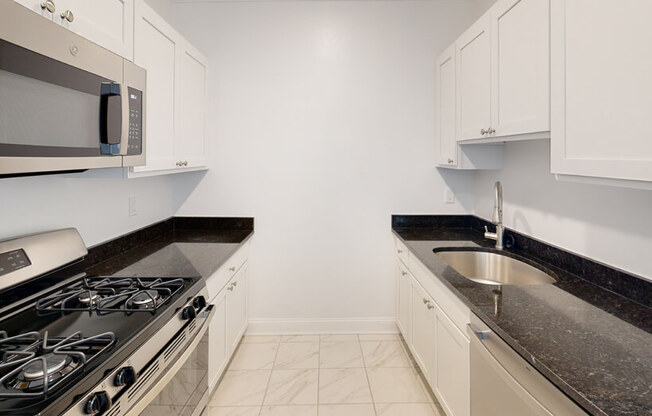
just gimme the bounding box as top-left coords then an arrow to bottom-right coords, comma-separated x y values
188,320 -> 197,334
163,331 -> 187,362
127,362 -> 160,400
105,403 -> 121,416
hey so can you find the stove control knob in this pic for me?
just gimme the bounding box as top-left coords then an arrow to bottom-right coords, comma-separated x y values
192,296 -> 206,310
85,391 -> 111,415
182,305 -> 196,320
114,366 -> 137,387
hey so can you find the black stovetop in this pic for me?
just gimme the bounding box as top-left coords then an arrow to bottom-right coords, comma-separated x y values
0,266 -> 203,416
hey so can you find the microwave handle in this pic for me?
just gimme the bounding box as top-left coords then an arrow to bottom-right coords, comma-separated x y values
100,82 -> 129,156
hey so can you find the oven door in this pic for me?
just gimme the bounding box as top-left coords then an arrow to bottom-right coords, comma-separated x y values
0,1 -> 144,176
125,305 -> 215,416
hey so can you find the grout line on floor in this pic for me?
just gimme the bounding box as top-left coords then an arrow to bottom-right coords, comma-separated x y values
257,337 -> 282,416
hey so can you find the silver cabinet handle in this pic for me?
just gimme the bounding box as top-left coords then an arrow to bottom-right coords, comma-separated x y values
488,127 -> 495,134
60,9 -> 74,22
183,161 -> 188,166
233,281 -> 238,287
229,266 -> 236,272
481,128 -> 487,135
422,298 -> 428,304
227,283 -> 235,291
427,302 -> 434,310
447,158 -> 454,164
41,0 -> 55,13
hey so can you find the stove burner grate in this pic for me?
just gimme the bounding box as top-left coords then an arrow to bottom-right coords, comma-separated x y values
0,331 -> 115,398
35,277 -> 184,314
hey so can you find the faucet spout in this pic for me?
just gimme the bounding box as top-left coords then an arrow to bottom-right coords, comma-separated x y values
484,181 -> 504,249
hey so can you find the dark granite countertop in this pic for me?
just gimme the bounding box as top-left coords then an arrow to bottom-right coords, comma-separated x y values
85,217 -> 253,282
393,217 -> 651,416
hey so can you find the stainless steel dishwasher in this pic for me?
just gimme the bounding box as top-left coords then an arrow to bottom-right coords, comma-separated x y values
468,314 -> 589,416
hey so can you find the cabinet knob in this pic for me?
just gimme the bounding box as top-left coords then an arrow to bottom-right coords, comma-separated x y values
488,127 -> 495,134
447,158 -> 454,164
397,249 -> 403,254
401,271 -> 407,276
232,281 -> 238,287
184,161 -> 188,166
227,283 -> 234,291
427,302 -> 434,310
481,128 -> 487,135
60,9 -> 74,22
422,298 -> 428,304
229,266 -> 236,272
40,0 -> 55,13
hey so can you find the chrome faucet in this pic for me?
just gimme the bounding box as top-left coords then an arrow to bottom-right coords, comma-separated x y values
484,181 -> 504,249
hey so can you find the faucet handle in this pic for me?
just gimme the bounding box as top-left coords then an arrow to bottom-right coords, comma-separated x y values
484,225 -> 489,233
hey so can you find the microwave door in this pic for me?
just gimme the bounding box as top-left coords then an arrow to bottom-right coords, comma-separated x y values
0,2 -> 126,176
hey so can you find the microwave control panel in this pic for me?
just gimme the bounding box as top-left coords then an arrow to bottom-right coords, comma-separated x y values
127,87 -> 143,155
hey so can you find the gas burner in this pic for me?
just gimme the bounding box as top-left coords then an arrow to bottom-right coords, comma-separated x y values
0,331 -> 115,397
128,290 -> 160,309
78,291 -> 100,305
35,277 -> 184,314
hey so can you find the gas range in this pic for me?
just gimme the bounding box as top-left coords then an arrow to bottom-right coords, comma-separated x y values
0,229 -> 213,416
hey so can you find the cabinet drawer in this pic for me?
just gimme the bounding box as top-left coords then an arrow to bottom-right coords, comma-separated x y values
395,238 -> 409,265
206,243 -> 249,300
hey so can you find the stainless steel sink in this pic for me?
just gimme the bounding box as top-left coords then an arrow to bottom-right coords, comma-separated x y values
434,249 -> 556,286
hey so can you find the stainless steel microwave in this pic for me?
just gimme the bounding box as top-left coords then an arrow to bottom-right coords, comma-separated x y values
0,1 -> 146,177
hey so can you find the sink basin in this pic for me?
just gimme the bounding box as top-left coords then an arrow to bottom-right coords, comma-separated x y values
434,248 -> 556,286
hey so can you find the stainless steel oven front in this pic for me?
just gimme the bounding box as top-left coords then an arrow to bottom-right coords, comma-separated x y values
0,1 -> 146,177
62,288 -> 215,416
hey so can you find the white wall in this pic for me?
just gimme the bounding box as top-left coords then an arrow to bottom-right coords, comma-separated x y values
0,169 -> 203,248
164,0 -> 480,332
474,140 -> 652,281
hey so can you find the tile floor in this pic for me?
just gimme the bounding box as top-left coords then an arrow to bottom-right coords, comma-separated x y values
207,334 -> 444,416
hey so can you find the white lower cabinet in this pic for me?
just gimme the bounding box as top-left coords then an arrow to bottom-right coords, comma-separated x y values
396,262 -> 411,338
208,290 -> 227,391
434,302 -> 470,416
410,280 -> 436,384
395,237 -> 470,416
206,245 -> 249,393
225,264 -> 248,353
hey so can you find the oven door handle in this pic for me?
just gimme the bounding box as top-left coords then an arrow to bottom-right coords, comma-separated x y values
124,304 -> 216,416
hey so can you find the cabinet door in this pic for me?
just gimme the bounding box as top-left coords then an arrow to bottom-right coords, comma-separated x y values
396,261 -> 411,339
226,264 -> 248,354
551,0 -> 652,182
132,0 -> 179,172
208,290 -> 227,392
456,13 -> 491,141
491,0 -> 549,138
54,0 -> 134,59
410,279 -> 436,384
436,44 -> 458,167
435,305 -> 470,416
13,0 -> 54,19
176,42 -> 208,168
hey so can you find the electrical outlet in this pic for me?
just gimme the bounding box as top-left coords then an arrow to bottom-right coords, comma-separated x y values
128,196 -> 137,216
444,187 -> 455,204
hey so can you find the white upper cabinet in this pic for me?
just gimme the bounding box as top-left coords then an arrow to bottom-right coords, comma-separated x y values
437,45 -> 459,167
133,0 -> 178,172
436,44 -> 503,170
14,0 -> 134,59
456,13 -> 492,142
491,0 -> 549,139
131,0 -> 208,176
551,0 -> 652,183
453,0 -> 550,143
177,43 -> 208,168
